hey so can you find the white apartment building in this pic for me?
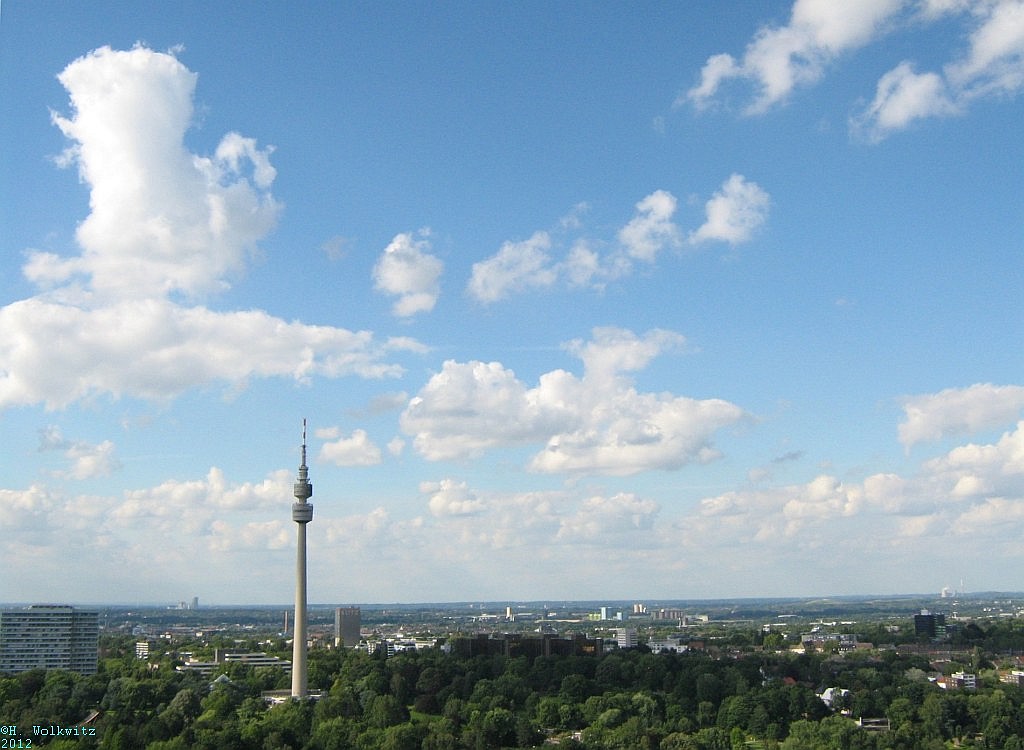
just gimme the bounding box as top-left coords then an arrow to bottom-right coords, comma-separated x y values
0,605 -> 98,675
615,628 -> 638,649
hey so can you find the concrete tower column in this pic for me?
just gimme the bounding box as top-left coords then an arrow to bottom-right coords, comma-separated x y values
290,420 -> 313,698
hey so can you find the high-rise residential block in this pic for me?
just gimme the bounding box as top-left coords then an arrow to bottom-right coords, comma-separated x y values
0,605 -> 98,675
334,607 -> 361,648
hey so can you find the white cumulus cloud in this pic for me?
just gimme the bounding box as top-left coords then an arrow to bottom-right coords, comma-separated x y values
0,299 -> 409,409
44,45 -> 280,301
689,174 -> 771,245
556,493 -> 660,542
853,61 -> 960,140
685,0 -> 904,113
617,190 -> 683,261
0,45 -> 418,411
680,418 -> 1024,571
38,425 -> 121,480
685,1 -> 1024,141
0,485 -> 60,534
421,478 -> 486,516
372,230 -> 443,317
898,383 -> 1024,448
464,183 -> 764,304
318,429 -> 383,467
401,327 -> 746,475
856,1 -> 1024,138
467,231 -> 556,303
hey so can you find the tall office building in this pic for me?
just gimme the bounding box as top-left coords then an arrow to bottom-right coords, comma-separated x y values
914,609 -> 947,639
291,421 -> 314,698
0,605 -> 98,674
615,628 -> 638,649
334,607 -> 361,648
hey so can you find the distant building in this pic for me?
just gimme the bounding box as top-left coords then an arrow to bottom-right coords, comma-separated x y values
362,637 -> 440,657
176,650 -> 291,676
800,633 -> 858,652
1000,670 -> 1024,687
452,633 -> 603,659
615,628 -> 638,649
334,607 -> 361,648
652,608 -> 686,621
0,605 -> 98,675
651,609 -> 709,625
818,687 -> 850,708
135,641 -> 150,660
856,718 -> 891,733
914,610 -> 947,639
648,635 -> 692,653
947,671 -> 977,690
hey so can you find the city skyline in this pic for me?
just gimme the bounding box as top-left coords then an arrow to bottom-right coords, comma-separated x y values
1,2 -> 1022,605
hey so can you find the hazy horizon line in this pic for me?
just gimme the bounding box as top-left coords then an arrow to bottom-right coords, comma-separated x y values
4,591 -> 1017,610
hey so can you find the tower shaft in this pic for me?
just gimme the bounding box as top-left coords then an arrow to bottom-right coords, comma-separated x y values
290,420 -> 313,698
291,520 -> 308,697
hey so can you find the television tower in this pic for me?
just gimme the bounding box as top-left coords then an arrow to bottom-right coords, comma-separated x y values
290,419 -> 313,698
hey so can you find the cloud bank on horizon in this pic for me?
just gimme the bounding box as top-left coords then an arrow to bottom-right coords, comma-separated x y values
1,2 -> 1022,604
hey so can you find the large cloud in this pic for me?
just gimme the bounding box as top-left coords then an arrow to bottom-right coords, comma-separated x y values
401,327 -> 746,475
1,45 -> 416,410
898,383 -> 1024,448
40,46 -> 279,301
923,420 -> 1024,499
0,298 -> 413,408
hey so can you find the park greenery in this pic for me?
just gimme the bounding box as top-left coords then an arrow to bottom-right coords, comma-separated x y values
3,618 -> 1024,749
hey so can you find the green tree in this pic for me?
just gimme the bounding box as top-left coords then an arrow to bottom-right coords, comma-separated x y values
308,716 -> 358,750
764,633 -> 786,650
780,719 -> 825,750
481,706 -> 517,747
158,687 -> 202,736
365,693 -> 408,729
380,722 -> 427,750
535,695 -> 563,728
33,669 -> 81,723
422,718 -> 459,750
559,672 -> 591,703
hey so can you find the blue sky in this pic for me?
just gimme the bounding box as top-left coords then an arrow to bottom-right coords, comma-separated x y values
2,1 -> 1022,605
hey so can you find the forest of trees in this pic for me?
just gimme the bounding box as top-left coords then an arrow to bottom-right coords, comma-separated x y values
2,629 -> 1024,750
